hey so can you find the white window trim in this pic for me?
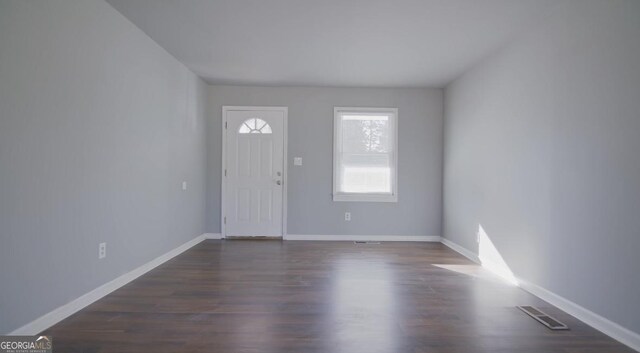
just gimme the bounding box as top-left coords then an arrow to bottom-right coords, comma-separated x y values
333,107 -> 398,203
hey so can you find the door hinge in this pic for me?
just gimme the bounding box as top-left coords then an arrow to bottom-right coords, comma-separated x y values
224,217 -> 226,224
224,169 -> 227,177
225,121 -> 227,129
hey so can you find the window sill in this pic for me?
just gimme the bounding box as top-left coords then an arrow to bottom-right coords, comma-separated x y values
333,193 -> 398,203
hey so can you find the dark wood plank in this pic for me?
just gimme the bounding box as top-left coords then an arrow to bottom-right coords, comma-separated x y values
42,240 -> 635,353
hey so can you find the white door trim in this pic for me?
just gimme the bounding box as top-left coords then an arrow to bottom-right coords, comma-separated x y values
221,106 -> 288,239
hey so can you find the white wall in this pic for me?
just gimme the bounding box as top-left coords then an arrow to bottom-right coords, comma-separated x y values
444,0 -> 640,340
207,85 -> 443,237
0,0 -> 207,333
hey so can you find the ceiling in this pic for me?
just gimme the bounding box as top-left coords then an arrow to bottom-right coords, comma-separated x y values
106,0 -> 555,88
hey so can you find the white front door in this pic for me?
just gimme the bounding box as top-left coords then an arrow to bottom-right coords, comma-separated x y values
224,108 -> 285,237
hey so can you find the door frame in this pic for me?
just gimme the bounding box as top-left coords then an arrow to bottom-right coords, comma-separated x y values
221,106 -> 288,239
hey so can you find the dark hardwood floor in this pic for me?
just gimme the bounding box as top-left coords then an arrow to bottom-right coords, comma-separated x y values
43,240 -> 634,353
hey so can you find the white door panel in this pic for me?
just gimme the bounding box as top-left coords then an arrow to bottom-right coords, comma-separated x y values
225,109 -> 284,237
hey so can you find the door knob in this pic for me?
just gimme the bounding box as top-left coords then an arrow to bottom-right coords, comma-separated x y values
276,180 -> 282,185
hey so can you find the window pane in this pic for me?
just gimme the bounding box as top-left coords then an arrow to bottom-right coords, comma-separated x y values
239,124 -> 251,133
340,153 -> 391,193
238,118 -> 272,134
333,108 -> 397,201
341,115 -> 390,153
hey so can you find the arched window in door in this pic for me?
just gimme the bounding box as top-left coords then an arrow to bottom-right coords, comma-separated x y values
238,118 -> 272,134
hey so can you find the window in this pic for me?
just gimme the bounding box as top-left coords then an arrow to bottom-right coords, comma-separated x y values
238,118 -> 272,134
333,107 -> 398,202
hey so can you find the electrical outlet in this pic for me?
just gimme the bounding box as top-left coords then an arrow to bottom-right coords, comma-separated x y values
345,212 -> 351,221
182,181 -> 187,190
98,242 -> 106,259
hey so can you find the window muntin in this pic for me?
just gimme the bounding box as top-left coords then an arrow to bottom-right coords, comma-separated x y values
333,108 -> 397,202
238,118 -> 272,134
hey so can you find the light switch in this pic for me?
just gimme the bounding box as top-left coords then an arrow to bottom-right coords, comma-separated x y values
182,181 -> 187,190
294,157 -> 303,166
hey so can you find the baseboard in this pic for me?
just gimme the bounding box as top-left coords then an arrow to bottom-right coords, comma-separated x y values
518,279 -> 640,351
284,234 -> 441,242
441,238 -> 480,263
8,233 -> 208,336
204,233 -> 223,239
440,237 -> 640,352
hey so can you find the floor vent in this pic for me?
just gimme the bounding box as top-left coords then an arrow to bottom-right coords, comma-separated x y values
354,241 -> 381,245
517,306 -> 569,330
